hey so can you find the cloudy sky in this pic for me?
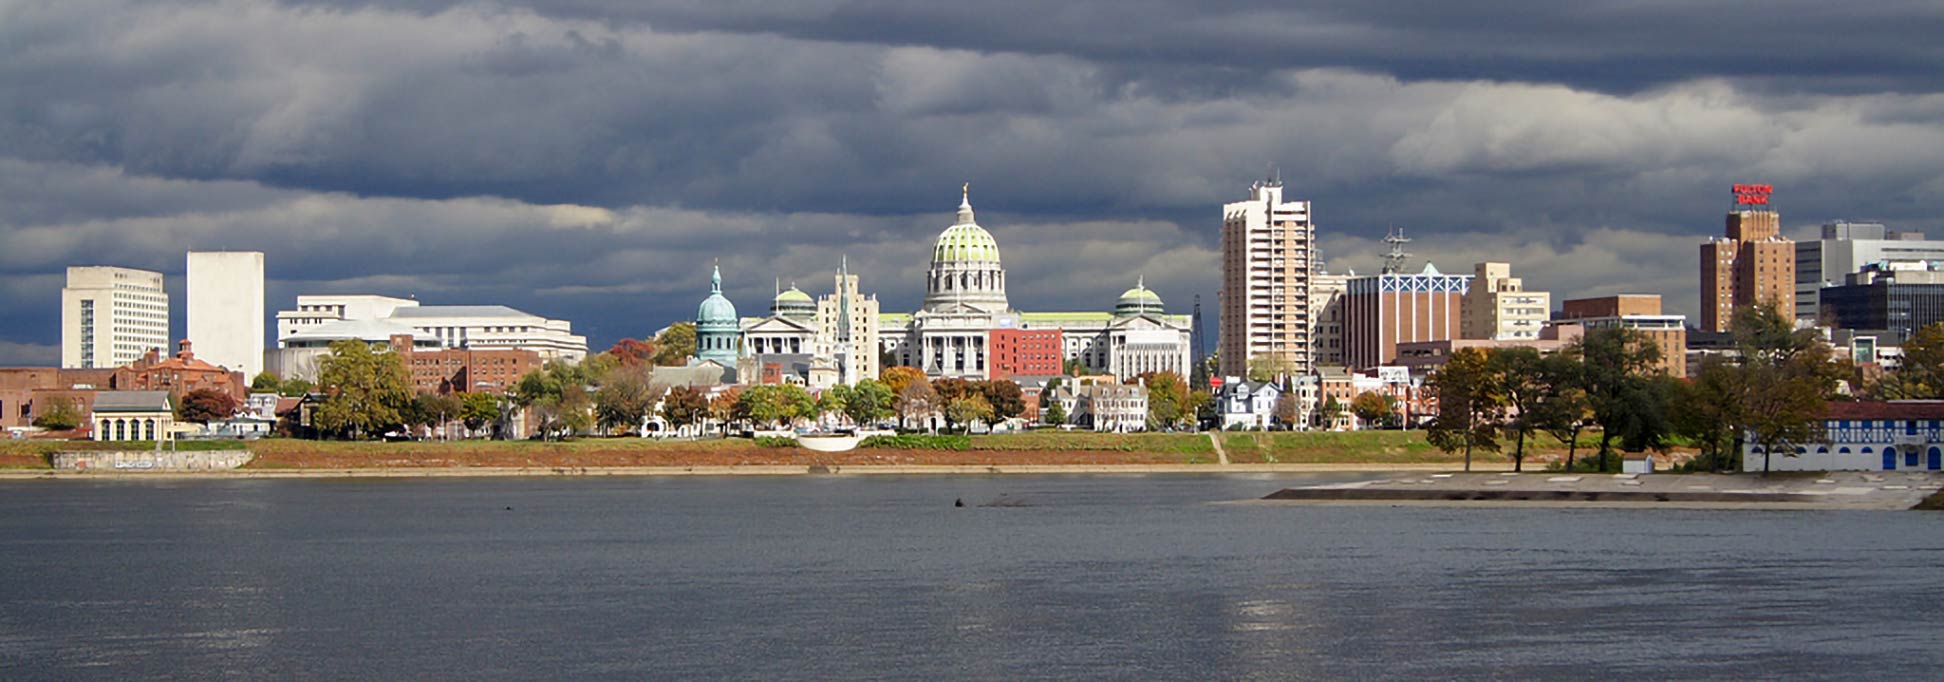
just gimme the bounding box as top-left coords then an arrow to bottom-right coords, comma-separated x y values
4,1 -> 1944,364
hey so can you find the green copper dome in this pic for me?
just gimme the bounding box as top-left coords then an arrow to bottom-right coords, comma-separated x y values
1114,279 -> 1165,317
696,265 -> 739,329
932,189 -> 1001,264
694,264 -> 740,365
771,284 -> 816,320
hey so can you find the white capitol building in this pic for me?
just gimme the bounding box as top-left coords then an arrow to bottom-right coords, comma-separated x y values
702,187 -> 1193,386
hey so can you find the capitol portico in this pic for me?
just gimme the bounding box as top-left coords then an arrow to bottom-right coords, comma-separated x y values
692,186 -> 1193,384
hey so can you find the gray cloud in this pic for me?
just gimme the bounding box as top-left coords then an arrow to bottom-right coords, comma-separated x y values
3,1 -> 1943,357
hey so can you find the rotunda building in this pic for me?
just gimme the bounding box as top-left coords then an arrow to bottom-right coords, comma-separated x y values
922,186 -> 1009,313
694,264 -> 740,365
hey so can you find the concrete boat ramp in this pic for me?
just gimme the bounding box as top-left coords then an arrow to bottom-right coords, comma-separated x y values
1261,471 -> 1944,510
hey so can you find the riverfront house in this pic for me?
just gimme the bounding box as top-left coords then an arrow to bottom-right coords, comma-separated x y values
1744,401 -> 1944,472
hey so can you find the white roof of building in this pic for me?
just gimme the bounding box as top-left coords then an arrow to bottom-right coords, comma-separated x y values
284,318 -> 424,343
388,305 -> 536,319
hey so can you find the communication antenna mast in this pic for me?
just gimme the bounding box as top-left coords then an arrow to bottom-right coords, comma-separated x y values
1381,226 -> 1412,274
1191,294 -> 1206,374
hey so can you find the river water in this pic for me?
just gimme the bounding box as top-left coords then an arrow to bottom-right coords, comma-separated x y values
2,474 -> 1941,680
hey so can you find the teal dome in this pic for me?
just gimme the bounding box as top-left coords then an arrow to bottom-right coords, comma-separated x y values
694,264 -> 740,365
1114,279 -> 1165,317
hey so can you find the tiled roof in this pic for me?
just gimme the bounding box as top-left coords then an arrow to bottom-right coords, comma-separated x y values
1823,401 -> 1944,421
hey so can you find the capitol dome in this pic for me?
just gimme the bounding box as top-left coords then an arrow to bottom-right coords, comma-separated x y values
1114,279 -> 1165,317
694,264 -> 740,365
922,185 -> 1010,313
771,284 -> 816,320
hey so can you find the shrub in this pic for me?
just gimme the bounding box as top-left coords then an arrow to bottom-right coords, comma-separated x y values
753,436 -> 799,448
860,434 -> 971,450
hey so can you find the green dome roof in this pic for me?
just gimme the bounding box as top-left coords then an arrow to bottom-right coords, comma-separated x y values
696,265 -> 738,329
1114,280 -> 1165,317
771,284 -> 816,320
932,188 -> 1001,264
933,223 -> 1001,263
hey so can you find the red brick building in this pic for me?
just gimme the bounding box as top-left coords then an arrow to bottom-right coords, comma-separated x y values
988,328 -> 1063,380
391,334 -> 538,395
124,341 -> 248,402
1,341 -> 245,432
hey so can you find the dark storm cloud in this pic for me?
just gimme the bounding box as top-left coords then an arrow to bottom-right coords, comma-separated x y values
2,0 -> 1943,362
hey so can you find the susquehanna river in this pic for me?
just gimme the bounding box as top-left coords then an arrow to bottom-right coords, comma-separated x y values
2,474 -> 1942,680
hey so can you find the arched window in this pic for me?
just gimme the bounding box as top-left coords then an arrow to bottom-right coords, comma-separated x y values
114,419 -> 125,441
1839,447 -> 1851,454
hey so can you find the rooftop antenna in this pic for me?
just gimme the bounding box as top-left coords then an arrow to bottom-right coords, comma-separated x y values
1381,226 -> 1412,275
1191,294 -> 1206,378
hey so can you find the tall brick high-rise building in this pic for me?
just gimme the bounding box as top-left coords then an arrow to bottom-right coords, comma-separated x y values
1700,184 -> 1794,332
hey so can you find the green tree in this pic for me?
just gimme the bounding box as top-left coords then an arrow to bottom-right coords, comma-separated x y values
842,379 -> 896,427
982,380 -> 1028,421
1136,371 -> 1191,429
1043,396 -> 1067,426
279,377 -> 314,397
1726,304 -> 1841,474
409,392 -> 461,436
1578,327 -> 1669,472
460,392 -> 501,436
1533,349 -> 1591,471
661,385 -> 709,432
251,371 -> 281,392
1189,389 -> 1215,429
740,384 -> 815,429
1319,395 -> 1343,430
945,394 -> 995,434
1426,347 -> 1503,471
32,396 -> 81,431
1490,347 -> 1549,472
1247,353 -> 1295,383
1669,361 -> 1737,472
1062,358 -> 1095,376
1350,391 -> 1396,430
1876,322 -> 1944,398
651,323 -> 697,366
314,339 -> 413,439
593,364 -> 656,435
817,387 -> 849,422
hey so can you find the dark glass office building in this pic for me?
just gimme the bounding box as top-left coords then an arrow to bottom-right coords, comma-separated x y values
1820,278 -> 1944,345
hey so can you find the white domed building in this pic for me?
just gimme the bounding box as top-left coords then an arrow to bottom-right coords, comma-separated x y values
721,186 -> 1193,386
879,187 -> 1193,381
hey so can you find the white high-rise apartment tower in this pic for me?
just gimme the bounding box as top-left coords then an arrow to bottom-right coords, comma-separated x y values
61,266 -> 169,368
1219,178 -> 1314,379
187,251 -> 265,378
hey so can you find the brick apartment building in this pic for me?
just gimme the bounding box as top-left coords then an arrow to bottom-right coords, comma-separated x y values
390,334 -> 538,395
989,328 -> 1063,380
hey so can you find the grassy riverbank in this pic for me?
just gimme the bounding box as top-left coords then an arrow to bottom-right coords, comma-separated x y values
0,430 -> 1564,470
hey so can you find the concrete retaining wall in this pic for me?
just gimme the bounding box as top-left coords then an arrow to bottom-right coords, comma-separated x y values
52,450 -> 254,472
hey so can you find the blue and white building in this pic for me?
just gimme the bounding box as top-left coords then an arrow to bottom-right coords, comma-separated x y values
1744,401 -> 1944,472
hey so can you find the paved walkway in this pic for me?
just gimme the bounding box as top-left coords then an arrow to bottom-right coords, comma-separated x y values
1207,433 -> 1229,465
1262,471 -> 1944,510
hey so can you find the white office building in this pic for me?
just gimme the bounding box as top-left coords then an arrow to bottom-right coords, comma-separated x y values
275,295 -> 587,363
187,251 -> 266,378
61,266 -> 169,369
1796,221 -> 1944,322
